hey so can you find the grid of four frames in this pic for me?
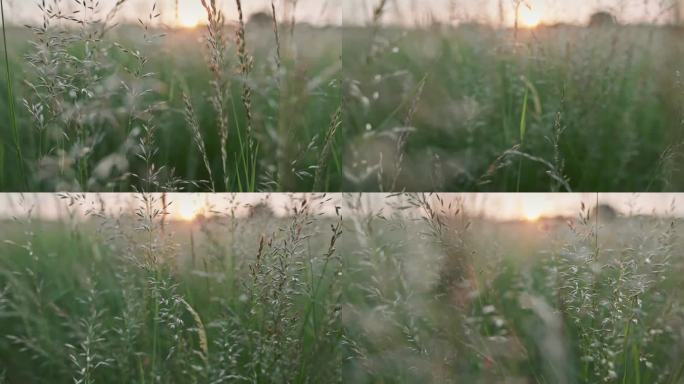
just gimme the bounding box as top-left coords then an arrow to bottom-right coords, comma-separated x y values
1,1 -> 684,383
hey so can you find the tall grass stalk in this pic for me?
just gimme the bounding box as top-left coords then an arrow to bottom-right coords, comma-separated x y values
200,0 -> 230,191
183,92 -> 215,191
271,0 -> 282,70
517,88 -> 529,192
234,0 -> 258,191
0,0 -> 25,187
313,106 -> 341,191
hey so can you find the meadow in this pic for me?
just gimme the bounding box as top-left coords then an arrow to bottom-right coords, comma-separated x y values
0,193 -> 682,383
3,2 -> 684,192
0,194 -> 344,383
343,16 -> 684,191
0,1 -> 342,192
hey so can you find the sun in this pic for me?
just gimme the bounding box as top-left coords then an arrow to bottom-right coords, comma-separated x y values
521,203 -> 545,222
177,199 -> 202,221
523,209 -> 542,222
518,5 -> 541,28
176,0 -> 206,28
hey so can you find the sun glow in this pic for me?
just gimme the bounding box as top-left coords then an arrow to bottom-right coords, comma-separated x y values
519,200 -> 549,222
177,199 -> 203,221
176,0 -> 206,28
523,209 -> 543,222
518,5 -> 542,28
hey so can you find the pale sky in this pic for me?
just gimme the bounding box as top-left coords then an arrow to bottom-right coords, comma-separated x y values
3,0 -> 341,27
0,193 -> 681,222
4,0 -> 678,28
343,0 -> 679,26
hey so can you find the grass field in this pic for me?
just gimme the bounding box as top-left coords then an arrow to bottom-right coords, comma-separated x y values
0,193 -> 682,383
3,2 -> 684,192
343,23 -> 684,191
0,194 -> 344,383
0,0 -> 342,192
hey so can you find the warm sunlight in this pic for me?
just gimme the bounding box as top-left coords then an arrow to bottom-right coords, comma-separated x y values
177,0 -> 206,28
517,197 -> 550,222
177,198 -> 203,221
523,208 -> 542,222
518,5 -> 542,28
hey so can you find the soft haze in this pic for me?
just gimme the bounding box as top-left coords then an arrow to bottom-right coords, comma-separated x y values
343,0 -> 680,26
1,194 -> 682,222
5,0 -> 678,27
3,0 -> 341,26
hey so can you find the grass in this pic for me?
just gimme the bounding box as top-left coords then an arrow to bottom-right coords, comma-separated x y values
0,193 -> 683,383
517,86 -> 528,191
0,1 -> 341,192
2,3 -> 684,192
340,193 -> 684,383
0,0 -> 23,188
343,18 -> 684,191
0,193 -> 344,383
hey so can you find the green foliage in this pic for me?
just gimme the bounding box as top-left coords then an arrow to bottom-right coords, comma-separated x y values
0,0 -> 341,192
343,25 -> 684,191
3,193 -> 682,383
0,194 -> 343,383
340,194 -> 684,383
3,4 -> 684,192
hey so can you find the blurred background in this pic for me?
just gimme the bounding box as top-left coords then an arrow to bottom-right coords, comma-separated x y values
343,0 -> 683,26
342,0 -> 684,191
2,193 -> 683,221
3,0 -> 341,26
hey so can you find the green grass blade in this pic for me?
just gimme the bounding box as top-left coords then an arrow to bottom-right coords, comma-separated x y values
516,88 -> 529,191
0,0 -> 26,188
519,87 -> 529,143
